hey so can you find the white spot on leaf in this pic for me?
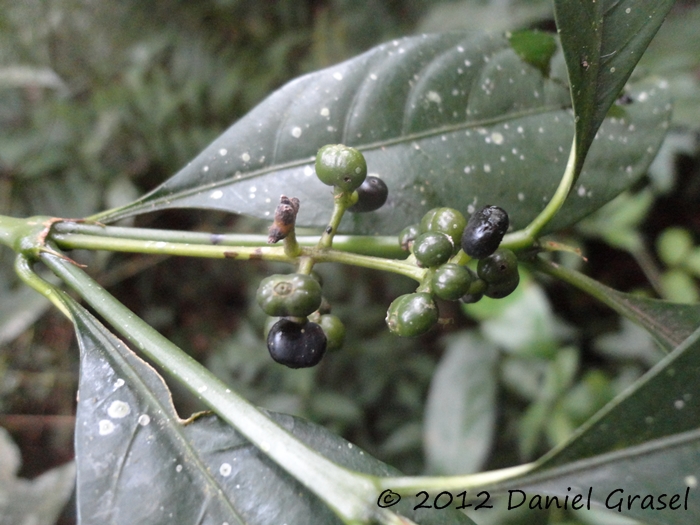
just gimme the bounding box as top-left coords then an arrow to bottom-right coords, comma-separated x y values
107,400 -> 131,419
220,463 -> 232,476
99,420 -> 115,435
210,190 -> 224,200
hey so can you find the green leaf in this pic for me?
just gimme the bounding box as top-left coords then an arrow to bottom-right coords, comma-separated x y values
424,332 -> 498,475
489,326 -> 700,525
67,296 -> 475,525
553,0 -> 675,181
533,258 -> 700,353
507,30 -> 557,77
94,32 -> 670,235
0,427 -> 75,525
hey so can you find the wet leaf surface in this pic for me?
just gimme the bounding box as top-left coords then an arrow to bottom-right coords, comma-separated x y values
96,32 -> 670,235
68,297 -> 475,525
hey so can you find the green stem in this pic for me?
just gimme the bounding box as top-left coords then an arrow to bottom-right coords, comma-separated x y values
38,250 -> 407,525
51,221 -> 405,258
51,231 -> 424,281
522,136 -> 578,243
377,463 -> 534,495
14,254 -> 71,318
318,190 -> 354,249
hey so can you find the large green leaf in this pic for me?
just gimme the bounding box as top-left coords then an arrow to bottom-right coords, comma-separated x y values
553,0 -> 675,181
67,296 -> 474,525
94,32 -> 669,235
487,325 -> 700,524
424,332 -> 498,475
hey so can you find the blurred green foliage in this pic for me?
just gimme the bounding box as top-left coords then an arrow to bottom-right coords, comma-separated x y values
1,2 -> 700,525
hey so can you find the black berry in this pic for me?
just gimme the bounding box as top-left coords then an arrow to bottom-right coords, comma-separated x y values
267,319 -> 327,368
461,205 -> 509,259
348,176 -> 388,213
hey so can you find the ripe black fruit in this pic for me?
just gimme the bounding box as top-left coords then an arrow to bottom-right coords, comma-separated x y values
267,319 -> 327,368
461,205 -> 509,259
348,176 -> 388,213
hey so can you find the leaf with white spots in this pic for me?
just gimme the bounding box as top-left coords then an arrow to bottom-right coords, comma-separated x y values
93,32 -> 670,235
553,0 -> 675,182
484,325 -> 700,525
68,297 -> 474,525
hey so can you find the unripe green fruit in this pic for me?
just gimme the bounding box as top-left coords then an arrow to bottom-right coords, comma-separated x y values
399,224 -> 420,251
267,318 -> 327,368
315,144 -> 367,192
484,273 -> 520,299
256,273 -> 323,317
348,176 -> 388,213
319,314 -> 346,350
461,205 -> 509,259
420,207 -> 467,250
476,248 -> 518,283
385,293 -> 438,337
413,232 -> 454,267
431,263 -> 474,301
460,277 -> 486,304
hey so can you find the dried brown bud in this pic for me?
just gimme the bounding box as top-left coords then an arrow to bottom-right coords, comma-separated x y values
267,195 -> 300,243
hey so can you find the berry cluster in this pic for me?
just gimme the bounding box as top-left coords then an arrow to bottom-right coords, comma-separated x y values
256,144 -> 520,366
388,204 -> 519,337
258,145 -> 387,368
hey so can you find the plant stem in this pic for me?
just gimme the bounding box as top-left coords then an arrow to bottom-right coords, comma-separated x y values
51,221 -> 405,258
51,231 -> 424,281
38,250 -> 407,524
377,463 -> 534,495
14,254 -> 71,318
522,136 -> 578,242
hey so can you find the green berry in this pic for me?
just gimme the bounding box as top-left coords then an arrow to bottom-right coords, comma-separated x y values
385,293 -> 438,337
348,176 -> 388,213
256,273 -> 323,317
420,207 -> 467,250
461,205 -> 509,259
484,273 -> 520,299
431,263 -> 474,301
315,144 -> 367,192
413,232 -> 454,267
267,318 -> 327,368
399,224 -> 420,251
476,248 -> 518,283
460,277 -> 486,304
319,314 -> 346,350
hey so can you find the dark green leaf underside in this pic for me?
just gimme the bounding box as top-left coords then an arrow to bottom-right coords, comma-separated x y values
68,297 -> 473,525
95,32 -> 670,235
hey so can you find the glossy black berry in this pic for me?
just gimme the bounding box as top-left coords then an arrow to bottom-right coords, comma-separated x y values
319,314 -> 346,350
476,248 -> 518,283
461,205 -> 509,259
385,293 -> 438,337
431,263 -> 474,301
256,273 -> 323,317
315,144 -> 367,192
267,319 -> 327,368
348,176 -> 388,213
413,232 -> 454,267
420,207 -> 467,250
399,224 -> 420,251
